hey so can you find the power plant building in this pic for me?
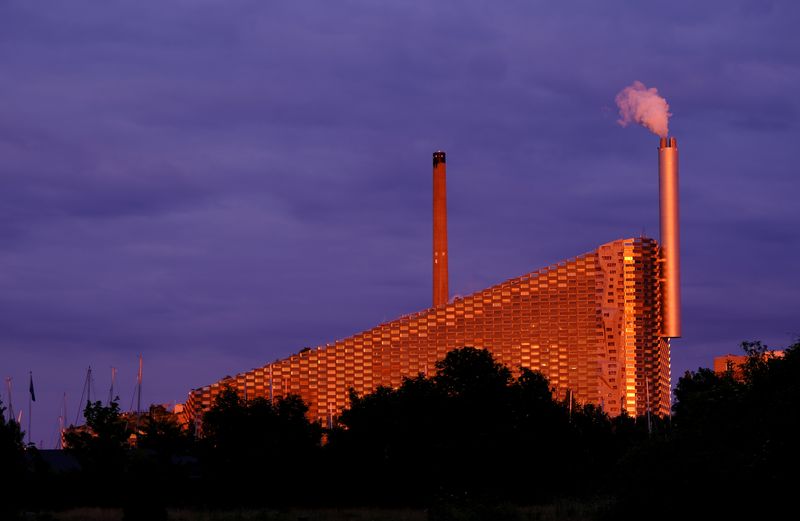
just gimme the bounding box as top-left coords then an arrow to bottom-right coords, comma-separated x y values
184,142 -> 680,425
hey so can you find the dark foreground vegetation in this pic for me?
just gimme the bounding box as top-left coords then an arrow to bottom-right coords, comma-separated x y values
2,340 -> 799,520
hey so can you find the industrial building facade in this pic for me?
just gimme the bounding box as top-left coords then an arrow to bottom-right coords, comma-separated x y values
184,236 -> 671,425
185,139 -> 681,426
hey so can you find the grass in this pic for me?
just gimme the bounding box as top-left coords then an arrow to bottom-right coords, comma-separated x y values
36,507 -> 427,521
169,508 -> 428,521
33,498 -> 613,521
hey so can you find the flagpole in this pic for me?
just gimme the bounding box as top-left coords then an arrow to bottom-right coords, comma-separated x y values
28,371 -> 32,446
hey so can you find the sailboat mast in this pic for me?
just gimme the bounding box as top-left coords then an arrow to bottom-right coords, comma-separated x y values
87,366 -> 93,404
5,377 -> 14,423
108,367 -> 117,405
75,366 -> 91,425
136,355 -> 142,414
134,354 -> 143,440
60,392 -> 67,449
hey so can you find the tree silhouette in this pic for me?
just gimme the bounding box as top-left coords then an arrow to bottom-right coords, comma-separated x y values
137,404 -> 192,460
329,347 -> 618,504
200,387 -> 322,505
0,399 -> 25,518
0,398 -> 24,456
18,340 -> 799,515
64,400 -> 130,478
611,339 -> 800,520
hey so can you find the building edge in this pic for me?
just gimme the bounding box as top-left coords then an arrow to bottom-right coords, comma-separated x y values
182,236 -> 670,429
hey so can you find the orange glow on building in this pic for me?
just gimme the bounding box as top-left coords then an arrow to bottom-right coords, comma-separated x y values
183,145 -> 678,427
432,151 -> 448,308
714,351 -> 784,381
659,137 -> 681,338
184,237 -> 671,425
713,354 -> 748,380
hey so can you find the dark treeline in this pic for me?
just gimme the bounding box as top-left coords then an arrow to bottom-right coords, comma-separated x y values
327,348 -> 621,506
1,341 -> 799,520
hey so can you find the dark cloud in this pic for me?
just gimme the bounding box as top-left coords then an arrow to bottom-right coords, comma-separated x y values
1,0 -> 798,444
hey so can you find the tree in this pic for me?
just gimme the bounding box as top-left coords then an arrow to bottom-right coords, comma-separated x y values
200,387 -> 322,505
329,347 -> 615,504
0,398 -> 24,457
611,339 -> 800,520
434,346 -> 512,398
0,399 -> 25,518
137,404 -> 192,460
64,400 -> 130,479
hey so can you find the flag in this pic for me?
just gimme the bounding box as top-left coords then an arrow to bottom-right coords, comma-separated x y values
29,372 -> 36,402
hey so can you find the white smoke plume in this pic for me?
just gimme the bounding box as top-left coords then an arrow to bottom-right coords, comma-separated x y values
615,81 -> 671,137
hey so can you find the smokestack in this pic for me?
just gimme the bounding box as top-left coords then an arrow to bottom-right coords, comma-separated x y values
659,137 -> 681,338
433,151 -> 448,307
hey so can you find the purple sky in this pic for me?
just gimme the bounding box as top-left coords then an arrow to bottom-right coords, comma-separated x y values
2,0 -> 798,447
